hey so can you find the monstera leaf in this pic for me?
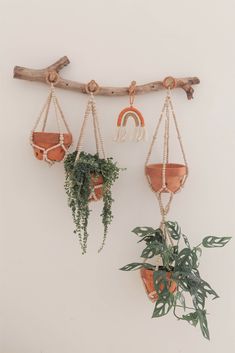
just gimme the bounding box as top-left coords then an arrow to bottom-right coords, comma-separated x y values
152,293 -> 174,318
153,270 -> 168,295
182,311 -> 199,327
182,310 -> 210,340
198,310 -> 210,340
120,262 -> 155,271
202,236 -> 231,248
165,221 -> 181,240
132,227 -> 155,237
141,240 -> 164,259
175,248 -> 198,271
182,233 -> 191,248
174,291 -> 186,311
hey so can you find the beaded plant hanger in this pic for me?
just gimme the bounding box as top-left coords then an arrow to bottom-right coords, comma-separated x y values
75,80 -> 106,202
115,80 -> 146,142
145,76 -> 188,234
30,71 -> 72,165
65,80 -> 108,254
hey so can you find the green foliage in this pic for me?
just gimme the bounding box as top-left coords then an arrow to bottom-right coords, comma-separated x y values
202,236 -> 231,248
64,151 -> 121,254
120,221 -> 231,339
120,262 -> 156,271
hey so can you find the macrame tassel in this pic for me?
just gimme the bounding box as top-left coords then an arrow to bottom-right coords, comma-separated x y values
132,126 -> 147,142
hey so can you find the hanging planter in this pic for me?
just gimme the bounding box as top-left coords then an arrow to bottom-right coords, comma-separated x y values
145,163 -> 187,193
30,71 -> 72,165
32,132 -> 72,162
120,223 -> 231,340
145,76 -> 188,197
64,83 -> 122,254
140,266 -> 177,302
121,77 -> 231,340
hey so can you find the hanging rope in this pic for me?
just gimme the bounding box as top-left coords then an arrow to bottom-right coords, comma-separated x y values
145,78 -> 188,225
75,91 -> 106,201
30,73 -> 72,165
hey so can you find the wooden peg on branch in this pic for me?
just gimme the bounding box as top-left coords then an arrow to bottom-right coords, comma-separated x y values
13,56 -> 200,99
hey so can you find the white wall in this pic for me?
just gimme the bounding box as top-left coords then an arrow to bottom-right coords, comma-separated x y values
1,0 -> 235,352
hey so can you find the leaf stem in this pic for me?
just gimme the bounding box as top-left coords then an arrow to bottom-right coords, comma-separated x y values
175,304 -> 195,310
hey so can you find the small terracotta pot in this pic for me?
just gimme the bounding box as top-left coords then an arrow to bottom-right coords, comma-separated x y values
145,163 -> 187,193
89,175 -> 103,202
32,132 -> 72,162
140,268 -> 177,303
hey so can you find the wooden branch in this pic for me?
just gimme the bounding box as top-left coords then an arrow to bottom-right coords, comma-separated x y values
13,56 -> 200,99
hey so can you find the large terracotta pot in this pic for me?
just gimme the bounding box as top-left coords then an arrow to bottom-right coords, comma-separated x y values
89,175 -> 103,202
145,163 -> 187,193
140,268 -> 177,302
32,132 -> 72,162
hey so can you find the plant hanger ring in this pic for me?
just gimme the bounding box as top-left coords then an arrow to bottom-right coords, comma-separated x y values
30,70 -> 72,165
145,76 -> 188,223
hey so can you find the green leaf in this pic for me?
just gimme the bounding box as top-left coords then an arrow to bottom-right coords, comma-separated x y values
141,244 -> 155,259
182,233 -> 191,248
192,247 -> 202,267
200,279 -> 219,300
141,241 -> 163,259
202,236 -> 231,248
173,271 -> 201,292
198,310 -> 210,340
165,221 -> 181,240
161,245 -> 177,268
132,227 -> 155,237
120,262 -> 155,271
153,270 -> 168,295
152,293 -> 174,318
175,291 -> 186,311
182,311 -> 199,327
175,248 -> 198,272
192,287 -> 206,310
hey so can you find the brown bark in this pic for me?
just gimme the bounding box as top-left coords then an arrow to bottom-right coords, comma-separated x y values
13,56 -> 200,99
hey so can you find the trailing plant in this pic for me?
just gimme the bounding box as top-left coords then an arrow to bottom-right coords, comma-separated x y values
64,151 -> 121,254
120,221 -> 231,340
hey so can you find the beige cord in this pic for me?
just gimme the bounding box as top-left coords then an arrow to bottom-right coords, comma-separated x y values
30,83 -> 71,165
145,88 -> 188,230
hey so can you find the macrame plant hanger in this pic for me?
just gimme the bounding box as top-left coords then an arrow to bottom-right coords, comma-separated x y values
140,76 -> 189,302
75,80 -> 106,202
145,76 -> 188,241
30,71 -> 72,165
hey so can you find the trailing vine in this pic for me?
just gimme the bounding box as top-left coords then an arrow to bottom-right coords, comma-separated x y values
64,151 -> 121,254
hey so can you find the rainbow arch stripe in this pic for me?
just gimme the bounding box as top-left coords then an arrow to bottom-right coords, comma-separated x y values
114,106 -> 146,142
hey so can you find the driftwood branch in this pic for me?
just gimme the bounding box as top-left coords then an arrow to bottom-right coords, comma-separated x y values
13,56 -> 200,99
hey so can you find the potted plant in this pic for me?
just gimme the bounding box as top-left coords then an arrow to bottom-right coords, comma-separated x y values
120,221 -> 231,340
32,131 -> 72,162
64,151 -> 121,254
30,71 -> 72,164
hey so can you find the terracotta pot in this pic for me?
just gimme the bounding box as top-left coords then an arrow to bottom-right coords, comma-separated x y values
140,268 -> 177,303
89,175 -> 103,202
145,163 -> 187,193
32,132 -> 72,162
